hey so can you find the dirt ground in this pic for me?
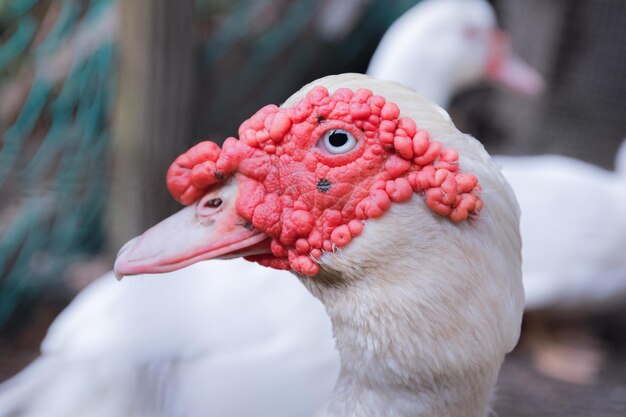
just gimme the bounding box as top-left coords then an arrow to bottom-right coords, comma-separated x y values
1,308 -> 625,416
495,345 -> 626,416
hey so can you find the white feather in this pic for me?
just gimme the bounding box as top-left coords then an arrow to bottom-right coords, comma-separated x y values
367,0 -> 496,106
497,154 -> 626,311
0,260 -> 338,417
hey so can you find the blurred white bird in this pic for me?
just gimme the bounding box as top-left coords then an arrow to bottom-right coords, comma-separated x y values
0,260 -> 338,417
367,0 -> 543,105
498,145 -> 626,312
0,1 -> 541,416
495,144 -> 626,385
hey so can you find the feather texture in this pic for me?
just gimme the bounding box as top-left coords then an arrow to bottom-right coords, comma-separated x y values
0,260 -> 338,417
497,153 -> 626,311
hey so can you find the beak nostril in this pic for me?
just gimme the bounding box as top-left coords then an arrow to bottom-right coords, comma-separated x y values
204,198 -> 223,209
197,196 -> 224,216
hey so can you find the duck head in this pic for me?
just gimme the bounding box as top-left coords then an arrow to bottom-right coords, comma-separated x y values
115,74 -> 493,280
367,0 -> 544,105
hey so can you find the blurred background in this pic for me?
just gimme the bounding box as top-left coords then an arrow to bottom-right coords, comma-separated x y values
0,0 -> 625,415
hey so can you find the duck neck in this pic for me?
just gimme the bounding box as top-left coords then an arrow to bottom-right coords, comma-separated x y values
314,280 -> 496,417
300,198 -> 522,417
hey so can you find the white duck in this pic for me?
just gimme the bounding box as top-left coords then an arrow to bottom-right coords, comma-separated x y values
114,73 -> 525,417
0,1 -> 532,416
0,259 -> 337,417
498,145 -> 626,312
496,146 -> 626,385
367,0 -> 543,106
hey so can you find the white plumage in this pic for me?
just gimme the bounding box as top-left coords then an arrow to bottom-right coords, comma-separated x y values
0,2 -> 519,416
367,0 -> 543,106
498,150 -> 626,311
367,0 -> 495,106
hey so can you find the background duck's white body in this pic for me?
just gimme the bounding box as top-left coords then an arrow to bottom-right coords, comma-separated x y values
498,152 -> 626,311
0,260 -> 339,417
367,0 -> 493,107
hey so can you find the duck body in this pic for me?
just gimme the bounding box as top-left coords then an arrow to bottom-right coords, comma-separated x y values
497,153 -> 626,311
0,259 -> 338,417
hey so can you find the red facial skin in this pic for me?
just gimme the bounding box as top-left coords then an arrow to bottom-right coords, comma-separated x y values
166,86 -> 482,276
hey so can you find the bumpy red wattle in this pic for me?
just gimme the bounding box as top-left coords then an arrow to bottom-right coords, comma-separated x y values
166,86 -> 482,276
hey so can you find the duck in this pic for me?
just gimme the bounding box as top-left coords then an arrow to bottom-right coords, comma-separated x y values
114,73 -> 524,417
494,147 -> 626,384
0,259 -> 338,417
367,0 -> 543,107
0,74 -> 524,417
497,147 -> 626,312
0,2 -> 532,416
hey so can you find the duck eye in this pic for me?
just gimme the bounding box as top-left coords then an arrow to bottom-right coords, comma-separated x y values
319,129 -> 358,155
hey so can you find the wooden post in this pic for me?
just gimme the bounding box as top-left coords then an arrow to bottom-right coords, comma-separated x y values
109,0 -> 197,252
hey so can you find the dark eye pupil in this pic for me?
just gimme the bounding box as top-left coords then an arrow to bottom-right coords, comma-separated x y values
329,132 -> 348,147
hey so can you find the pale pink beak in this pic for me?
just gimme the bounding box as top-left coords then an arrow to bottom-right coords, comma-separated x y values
486,29 -> 545,96
114,177 -> 270,280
